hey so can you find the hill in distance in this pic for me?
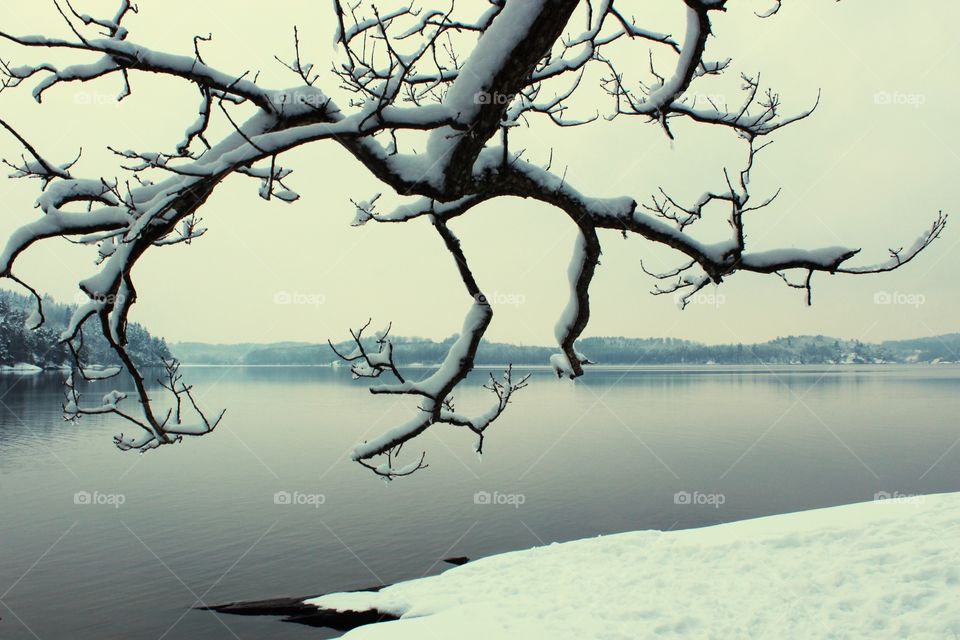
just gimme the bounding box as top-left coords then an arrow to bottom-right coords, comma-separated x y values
172,333 -> 960,367
5,290 -> 955,368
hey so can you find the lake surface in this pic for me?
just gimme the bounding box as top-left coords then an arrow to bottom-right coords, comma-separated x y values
1,365 -> 959,639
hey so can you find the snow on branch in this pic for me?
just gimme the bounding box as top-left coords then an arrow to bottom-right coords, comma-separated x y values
553,228 -> 601,379
836,213 -> 948,275
62,349 -> 224,452
329,318 -> 406,384
339,219 -> 532,477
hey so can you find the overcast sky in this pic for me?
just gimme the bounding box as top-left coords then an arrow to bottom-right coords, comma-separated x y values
0,0 -> 957,348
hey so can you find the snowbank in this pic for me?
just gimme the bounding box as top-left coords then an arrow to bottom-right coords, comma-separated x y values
310,493 -> 960,639
0,363 -> 43,374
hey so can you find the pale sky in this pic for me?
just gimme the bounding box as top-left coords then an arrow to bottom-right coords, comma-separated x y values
0,1 -> 957,348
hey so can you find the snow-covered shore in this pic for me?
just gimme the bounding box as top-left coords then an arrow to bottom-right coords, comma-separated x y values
310,493 -> 960,639
0,363 -> 43,374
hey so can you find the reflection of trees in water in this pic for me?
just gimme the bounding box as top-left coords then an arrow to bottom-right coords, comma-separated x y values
0,371 -> 163,448
0,373 -> 71,446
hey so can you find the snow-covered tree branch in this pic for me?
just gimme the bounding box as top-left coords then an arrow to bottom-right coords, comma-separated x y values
0,0 -> 946,477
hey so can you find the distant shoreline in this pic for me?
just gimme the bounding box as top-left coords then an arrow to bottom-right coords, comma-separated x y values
170,333 -> 960,368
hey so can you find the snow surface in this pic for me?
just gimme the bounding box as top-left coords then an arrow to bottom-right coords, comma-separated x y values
740,246 -> 855,270
310,492 -> 960,639
3,363 -> 42,374
81,366 -> 122,380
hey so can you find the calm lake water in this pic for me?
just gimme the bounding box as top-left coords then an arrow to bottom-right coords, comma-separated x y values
1,365 -> 959,639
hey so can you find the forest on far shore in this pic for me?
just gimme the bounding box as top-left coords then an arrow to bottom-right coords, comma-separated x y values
0,290 -> 170,368
174,333 -> 960,367
4,289 -> 957,369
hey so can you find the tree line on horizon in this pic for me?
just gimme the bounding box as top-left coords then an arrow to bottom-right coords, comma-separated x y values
4,289 -> 955,369
173,333 -> 960,367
